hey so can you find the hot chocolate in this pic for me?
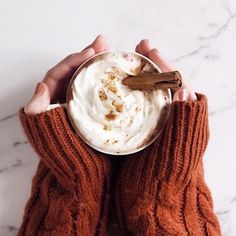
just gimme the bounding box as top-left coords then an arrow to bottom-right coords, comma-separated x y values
67,51 -> 171,155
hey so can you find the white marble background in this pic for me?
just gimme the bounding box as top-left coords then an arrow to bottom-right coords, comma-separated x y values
0,0 -> 236,235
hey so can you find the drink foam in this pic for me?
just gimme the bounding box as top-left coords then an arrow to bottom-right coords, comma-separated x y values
68,51 -> 169,154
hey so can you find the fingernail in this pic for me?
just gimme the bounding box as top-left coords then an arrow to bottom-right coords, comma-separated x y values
94,34 -> 104,42
144,39 -> 151,48
173,89 -> 189,101
34,82 -> 45,96
91,35 -> 102,45
189,92 -> 198,102
152,48 -> 159,54
141,39 -> 150,44
181,89 -> 189,101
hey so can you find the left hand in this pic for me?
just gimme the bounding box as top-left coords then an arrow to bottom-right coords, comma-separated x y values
24,35 -> 110,115
135,39 -> 197,102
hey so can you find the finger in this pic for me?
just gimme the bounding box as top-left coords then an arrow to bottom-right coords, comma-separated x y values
135,39 -> 151,57
173,88 -> 197,102
43,48 -> 95,100
45,35 -> 109,83
91,35 -> 110,53
148,48 -> 176,72
43,35 -> 110,100
188,91 -> 197,101
136,41 -> 176,73
44,48 -> 95,82
148,49 -> 192,93
173,88 -> 189,102
83,35 -> 110,53
136,43 -> 197,101
135,44 -> 140,53
24,82 -> 50,115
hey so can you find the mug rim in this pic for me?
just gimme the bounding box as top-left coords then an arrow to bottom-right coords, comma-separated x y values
66,50 -> 172,156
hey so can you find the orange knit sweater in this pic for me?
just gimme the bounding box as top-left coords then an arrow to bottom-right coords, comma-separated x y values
115,94 -> 221,235
18,93 -> 221,236
18,107 -> 111,236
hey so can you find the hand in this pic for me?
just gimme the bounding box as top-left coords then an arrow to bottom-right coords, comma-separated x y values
114,41 -> 211,236
135,39 -> 197,102
24,35 -> 110,115
21,37 -> 112,235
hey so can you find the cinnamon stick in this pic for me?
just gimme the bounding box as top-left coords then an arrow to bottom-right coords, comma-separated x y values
122,71 -> 182,90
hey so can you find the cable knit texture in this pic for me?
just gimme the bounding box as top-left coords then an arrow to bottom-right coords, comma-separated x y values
115,93 -> 221,235
18,107 -> 111,236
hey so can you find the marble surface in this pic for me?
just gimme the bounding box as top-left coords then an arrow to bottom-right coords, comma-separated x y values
1,0 -> 236,235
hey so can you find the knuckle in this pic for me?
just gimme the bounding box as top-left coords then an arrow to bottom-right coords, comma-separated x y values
66,53 -> 76,60
45,68 -> 54,78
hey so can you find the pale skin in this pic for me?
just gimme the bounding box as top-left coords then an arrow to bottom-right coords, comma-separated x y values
24,35 -> 197,115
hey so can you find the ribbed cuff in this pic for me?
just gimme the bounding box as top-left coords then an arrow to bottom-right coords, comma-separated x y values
156,93 -> 209,188
18,107 -> 104,188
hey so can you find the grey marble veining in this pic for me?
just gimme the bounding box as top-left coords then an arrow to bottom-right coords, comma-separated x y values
1,0 -> 236,235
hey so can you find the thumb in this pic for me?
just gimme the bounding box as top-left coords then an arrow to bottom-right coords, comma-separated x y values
24,82 -> 50,115
173,88 -> 197,102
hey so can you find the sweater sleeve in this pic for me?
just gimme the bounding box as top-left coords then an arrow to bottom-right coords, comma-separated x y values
155,93 -> 209,189
18,107 -> 106,189
115,93 -> 221,235
18,107 -> 111,236
151,93 -> 221,235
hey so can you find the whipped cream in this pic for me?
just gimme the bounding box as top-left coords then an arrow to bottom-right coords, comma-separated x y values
68,52 -> 169,154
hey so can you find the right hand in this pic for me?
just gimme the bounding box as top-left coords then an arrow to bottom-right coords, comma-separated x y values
24,35 -> 110,115
135,39 -> 197,102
